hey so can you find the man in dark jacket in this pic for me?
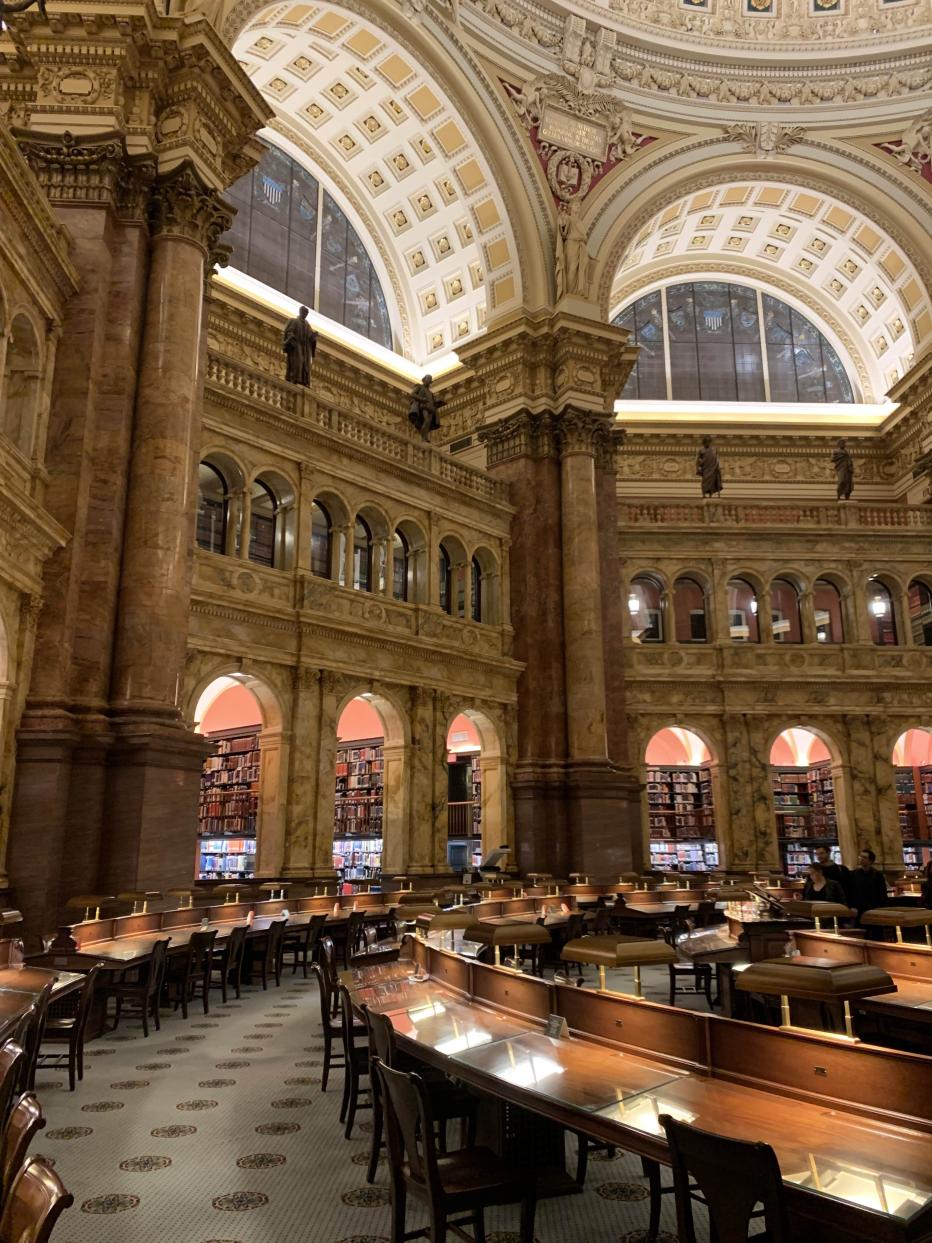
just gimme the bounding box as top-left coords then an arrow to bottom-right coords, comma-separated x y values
847,848 -> 888,918
813,845 -> 849,898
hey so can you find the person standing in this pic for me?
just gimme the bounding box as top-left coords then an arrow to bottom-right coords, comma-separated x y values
919,860 -> 932,909
801,862 -> 847,906
847,848 -> 888,917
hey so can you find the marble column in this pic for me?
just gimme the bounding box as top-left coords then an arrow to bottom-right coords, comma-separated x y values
255,727 -> 288,876
381,740 -> 411,875
104,165 -> 230,893
312,672 -> 341,878
799,589 -> 818,645
281,667 -> 321,877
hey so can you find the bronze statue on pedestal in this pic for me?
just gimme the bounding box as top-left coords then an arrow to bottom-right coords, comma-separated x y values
408,375 -> 445,441
832,438 -> 854,500
697,435 -> 723,497
282,305 -> 318,387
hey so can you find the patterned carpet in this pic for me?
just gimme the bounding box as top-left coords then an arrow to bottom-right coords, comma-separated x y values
33,964 -> 703,1243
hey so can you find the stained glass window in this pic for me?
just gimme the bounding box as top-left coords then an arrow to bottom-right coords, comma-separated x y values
223,144 -> 393,350
614,282 -> 854,403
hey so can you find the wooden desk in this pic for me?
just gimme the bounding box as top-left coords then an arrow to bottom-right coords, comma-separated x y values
0,964 -> 79,1042
342,944 -> 932,1242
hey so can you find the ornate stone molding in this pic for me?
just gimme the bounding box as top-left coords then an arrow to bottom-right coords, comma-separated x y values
478,409 -> 558,465
556,405 -> 614,457
148,163 -> 233,256
724,122 -> 806,159
876,108 -> 932,182
12,128 -> 127,207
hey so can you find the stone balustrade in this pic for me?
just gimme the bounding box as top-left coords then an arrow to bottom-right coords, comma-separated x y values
621,500 -> 932,528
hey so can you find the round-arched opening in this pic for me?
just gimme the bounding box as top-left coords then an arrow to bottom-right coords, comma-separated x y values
814,579 -> 845,644
673,577 -> 707,643
727,578 -> 759,643
393,519 -> 428,604
867,578 -> 898,646
892,728 -> 932,870
334,696 -> 386,888
769,727 -> 838,875
352,516 -> 373,592
907,581 -> 932,646
2,314 -> 40,457
196,462 -> 229,555
445,709 -> 505,870
194,676 -> 267,882
628,574 -> 664,643
311,501 -> 333,578
771,578 -> 802,644
438,536 -> 468,617
644,728 -> 718,872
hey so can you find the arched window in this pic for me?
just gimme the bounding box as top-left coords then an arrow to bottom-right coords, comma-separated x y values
771,579 -> 802,643
814,579 -> 844,643
392,531 -> 409,602
614,282 -> 854,404
673,577 -> 707,642
249,479 -> 277,568
2,315 -> 40,456
196,462 -> 228,555
311,501 -> 332,578
727,578 -> 759,642
628,575 -> 664,642
439,544 -> 452,614
908,581 -> 932,646
867,579 -> 897,645
223,144 -> 393,349
471,557 -> 482,623
353,517 -> 372,591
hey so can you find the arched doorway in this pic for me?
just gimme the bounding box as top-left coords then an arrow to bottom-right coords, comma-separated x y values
892,728 -> 932,870
193,675 -> 285,882
445,710 -> 506,873
769,727 -> 840,875
644,728 -> 719,872
334,696 -> 386,889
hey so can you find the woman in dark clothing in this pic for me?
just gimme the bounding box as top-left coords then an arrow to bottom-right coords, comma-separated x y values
801,862 -> 848,905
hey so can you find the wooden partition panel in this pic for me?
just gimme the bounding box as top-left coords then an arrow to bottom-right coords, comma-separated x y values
160,909 -> 200,931
866,943 -> 932,983
708,1016 -> 932,1130
470,902 -> 504,920
470,963 -> 552,1021
793,931 -> 864,963
556,986 -> 710,1071
425,946 -> 471,998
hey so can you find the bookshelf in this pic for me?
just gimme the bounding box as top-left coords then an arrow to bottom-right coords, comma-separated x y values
334,736 -> 383,882
895,765 -> 932,869
197,726 -> 260,880
646,764 -> 719,872
446,753 -> 482,870
772,759 -> 840,875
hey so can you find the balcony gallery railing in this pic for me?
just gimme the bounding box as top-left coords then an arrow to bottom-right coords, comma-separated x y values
621,501 -> 932,529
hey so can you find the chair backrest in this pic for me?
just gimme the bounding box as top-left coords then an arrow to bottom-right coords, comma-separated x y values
363,1006 -> 396,1068
339,985 -> 361,1056
565,913 -> 585,940
73,964 -> 103,1043
310,964 -> 331,1026
593,907 -> 612,934
612,894 -> 628,909
146,939 -> 171,997
265,919 -> 286,963
661,1115 -> 791,1243
0,1156 -> 74,1243
19,985 -> 53,1095
189,929 -> 217,969
374,1060 -> 439,1195
306,913 -> 328,956
1,1094 -> 44,1201
319,937 -> 338,991
225,924 -> 248,969
0,1044 -> 26,1134
346,911 -> 366,954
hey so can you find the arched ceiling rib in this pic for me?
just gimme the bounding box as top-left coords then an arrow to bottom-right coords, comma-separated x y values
233,1 -> 523,362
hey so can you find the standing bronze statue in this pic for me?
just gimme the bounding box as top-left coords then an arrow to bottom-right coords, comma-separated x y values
832,437 -> 854,500
408,374 -> 445,441
282,305 -> 318,387
696,435 -> 723,497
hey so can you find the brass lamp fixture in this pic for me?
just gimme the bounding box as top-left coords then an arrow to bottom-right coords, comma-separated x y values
117,890 -> 163,915
785,899 -> 855,935
736,955 -> 896,1042
429,907 -> 476,949
261,882 -> 290,901
166,888 -> 194,910
860,907 -> 932,946
463,920 -> 550,969
560,934 -> 676,998
65,894 -> 114,922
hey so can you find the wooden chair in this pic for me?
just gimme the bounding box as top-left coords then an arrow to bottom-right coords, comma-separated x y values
319,936 -> 342,1018
210,925 -> 247,1003
0,1157 -> 73,1243
311,963 -> 363,1092
375,1059 -> 536,1243
363,1007 -> 477,1185
665,912 -> 713,1010
560,913 -> 586,977
254,919 -> 286,990
283,913 -> 327,978
106,938 -> 170,1037
165,930 -> 217,1018
37,963 -> 101,1091
343,911 -> 367,968
338,985 -> 371,1139
16,986 -> 53,1095
0,1045 -> 26,1138
1,1095 -> 44,1202
660,1114 -> 792,1243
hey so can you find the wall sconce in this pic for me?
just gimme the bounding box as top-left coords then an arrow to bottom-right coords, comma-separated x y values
627,593 -> 640,616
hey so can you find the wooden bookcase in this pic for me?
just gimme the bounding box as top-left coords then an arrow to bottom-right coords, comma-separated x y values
446,753 -> 482,870
646,763 -> 719,871
334,736 -> 383,882
197,726 -> 260,880
772,759 -> 839,875
895,765 -> 932,869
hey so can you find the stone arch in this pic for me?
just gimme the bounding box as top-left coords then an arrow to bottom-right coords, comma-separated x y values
437,532 -> 469,616
191,668 -> 290,881
249,467 -> 298,570
641,722 -> 725,873
443,706 -> 510,867
468,545 -> 500,625
2,313 -> 41,457
392,516 -> 429,604
333,686 -> 410,880
767,721 -> 854,868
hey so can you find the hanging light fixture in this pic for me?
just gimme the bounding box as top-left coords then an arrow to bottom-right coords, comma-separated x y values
870,594 -> 888,617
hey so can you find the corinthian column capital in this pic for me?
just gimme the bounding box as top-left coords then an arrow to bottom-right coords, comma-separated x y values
148,162 -> 233,254
556,406 -> 615,458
